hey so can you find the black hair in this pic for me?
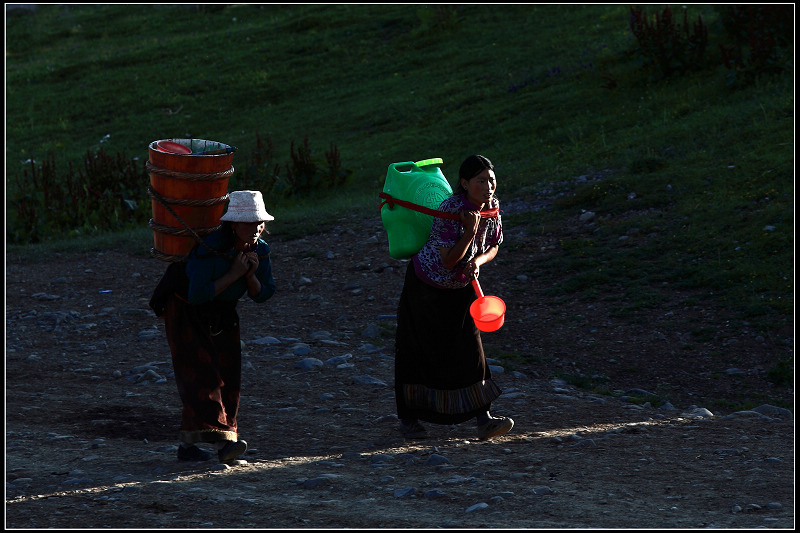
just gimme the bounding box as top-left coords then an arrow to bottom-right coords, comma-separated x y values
455,154 -> 494,196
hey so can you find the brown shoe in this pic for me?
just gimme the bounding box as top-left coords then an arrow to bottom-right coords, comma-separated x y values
218,440 -> 247,463
177,444 -> 213,462
399,420 -> 428,439
477,416 -> 514,440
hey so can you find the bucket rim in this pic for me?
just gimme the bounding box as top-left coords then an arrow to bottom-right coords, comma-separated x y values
149,138 -> 235,156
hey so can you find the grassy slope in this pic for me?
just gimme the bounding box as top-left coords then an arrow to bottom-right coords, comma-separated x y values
6,5 -> 651,188
5,4 -> 794,340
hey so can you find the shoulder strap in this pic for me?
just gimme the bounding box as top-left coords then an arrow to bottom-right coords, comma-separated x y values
379,192 -> 499,220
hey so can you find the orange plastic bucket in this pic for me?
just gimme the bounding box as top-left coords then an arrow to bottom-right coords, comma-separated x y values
147,138 -> 235,262
470,279 -> 506,332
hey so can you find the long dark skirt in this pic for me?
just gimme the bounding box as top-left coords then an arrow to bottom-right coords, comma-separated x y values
164,295 -> 241,445
395,262 -> 501,425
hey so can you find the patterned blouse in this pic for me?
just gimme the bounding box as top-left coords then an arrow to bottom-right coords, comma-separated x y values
412,194 -> 503,289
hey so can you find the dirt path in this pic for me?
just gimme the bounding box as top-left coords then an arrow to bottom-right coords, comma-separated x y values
5,215 -> 794,528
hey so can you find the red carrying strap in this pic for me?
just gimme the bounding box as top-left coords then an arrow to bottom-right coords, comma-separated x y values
379,192 -> 499,220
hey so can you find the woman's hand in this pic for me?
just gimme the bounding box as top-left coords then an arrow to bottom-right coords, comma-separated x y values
229,252 -> 251,279
213,252 -> 255,297
244,252 -> 259,278
459,210 -> 480,237
463,259 -> 480,280
467,246 -> 499,279
243,252 -> 263,298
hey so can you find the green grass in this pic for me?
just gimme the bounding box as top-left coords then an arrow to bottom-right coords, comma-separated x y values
6,4 -> 793,345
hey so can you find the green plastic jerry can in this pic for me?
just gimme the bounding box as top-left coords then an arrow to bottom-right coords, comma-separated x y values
380,158 -> 453,259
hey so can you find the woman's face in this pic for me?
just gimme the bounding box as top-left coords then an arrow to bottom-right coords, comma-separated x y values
460,168 -> 496,207
232,220 -> 265,246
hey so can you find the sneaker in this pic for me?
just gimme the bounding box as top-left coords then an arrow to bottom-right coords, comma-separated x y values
477,416 -> 514,440
218,440 -> 248,464
177,444 -> 213,462
399,420 -> 428,439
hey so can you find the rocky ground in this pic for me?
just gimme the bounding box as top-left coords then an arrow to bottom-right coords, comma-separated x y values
5,206 -> 794,529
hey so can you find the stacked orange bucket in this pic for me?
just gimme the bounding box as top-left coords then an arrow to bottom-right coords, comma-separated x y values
147,138 -> 236,262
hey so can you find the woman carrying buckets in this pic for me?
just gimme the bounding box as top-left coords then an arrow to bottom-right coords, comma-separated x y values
394,155 -> 513,440
163,191 -> 276,464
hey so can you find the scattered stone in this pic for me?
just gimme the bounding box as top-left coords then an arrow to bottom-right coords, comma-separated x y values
625,388 -> 656,397
310,331 -> 333,341
681,407 -> 714,418
396,453 -> 417,465
136,369 -> 166,383
752,404 -> 792,420
294,358 -> 323,370
250,336 -> 281,345
360,323 -> 381,338
291,343 -> 312,355
351,375 -> 387,387
324,354 -> 353,366
63,477 -> 94,485
721,410 -> 772,421
32,293 -> 60,300
465,502 -> 489,513
301,475 -> 339,489
137,329 -> 161,340
424,454 -> 450,466
393,487 -> 416,498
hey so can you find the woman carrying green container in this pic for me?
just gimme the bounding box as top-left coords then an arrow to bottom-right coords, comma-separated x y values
393,155 -> 513,440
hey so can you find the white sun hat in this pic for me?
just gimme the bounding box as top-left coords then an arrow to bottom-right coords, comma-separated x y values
219,190 -> 274,222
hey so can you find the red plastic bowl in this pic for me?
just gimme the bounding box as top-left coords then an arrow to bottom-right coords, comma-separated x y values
470,295 -> 506,332
156,140 -> 192,154
470,279 -> 506,332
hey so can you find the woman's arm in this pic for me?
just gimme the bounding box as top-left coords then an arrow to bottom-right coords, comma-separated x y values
473,245 -> 499,267
248,248 -> 276,303
439,210 -> 480,270
212,252 -> 251,297
243,252 -> 263,298
463,245 -> 499,279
